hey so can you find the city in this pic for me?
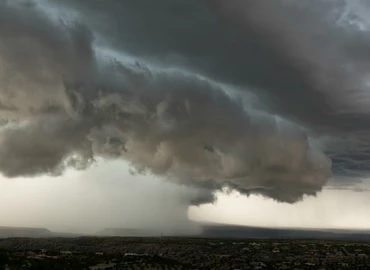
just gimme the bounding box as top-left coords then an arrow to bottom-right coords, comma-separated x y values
1,237 -> 370,269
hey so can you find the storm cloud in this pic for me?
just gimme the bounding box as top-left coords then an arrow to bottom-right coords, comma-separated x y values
1,0 -> 369,204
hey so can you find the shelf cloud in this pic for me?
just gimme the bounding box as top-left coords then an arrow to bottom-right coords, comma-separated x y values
1,0 -> 370,204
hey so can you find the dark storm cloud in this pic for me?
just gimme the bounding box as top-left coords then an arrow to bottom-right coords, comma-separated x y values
48,0 -> 359,122
60,0 -> 370,123
1,0 -> 370,204
51,1 -> 370,139
52,0 -> 324,121
63,0 -> 370,183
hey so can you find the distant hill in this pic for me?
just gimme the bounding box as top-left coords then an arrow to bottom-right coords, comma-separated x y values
97,223 -> 370,241
97,228 -> 163,237
2,223 -> 370,241
49,231 -> 89,238
0,226 -> 51,238
200,223 -> 370,241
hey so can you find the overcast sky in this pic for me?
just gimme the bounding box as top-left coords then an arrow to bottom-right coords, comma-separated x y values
1,0 -> 370,232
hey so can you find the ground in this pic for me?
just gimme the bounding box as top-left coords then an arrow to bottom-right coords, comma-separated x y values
0,237 -> 369,269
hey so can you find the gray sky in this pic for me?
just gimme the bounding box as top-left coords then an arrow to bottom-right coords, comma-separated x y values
0,160 -> 203,234
1,0 -> 370,232
1,161 -> 370,232
190,188 -> 370,230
